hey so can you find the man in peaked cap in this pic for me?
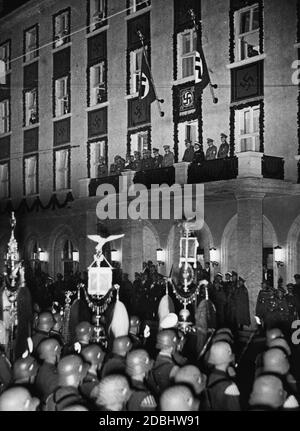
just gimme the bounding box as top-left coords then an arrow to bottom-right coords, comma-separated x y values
161,145 -> 174,167
141,149 -> 154,171
182,139 -> 194,163
217,133 -> 229,159
205,138 -> 217,160
132,151 -> 142,171
152,148 -> 163,169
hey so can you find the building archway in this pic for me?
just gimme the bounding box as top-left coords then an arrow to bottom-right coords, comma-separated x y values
48,225 -> 78,277
287,214 -> 300,283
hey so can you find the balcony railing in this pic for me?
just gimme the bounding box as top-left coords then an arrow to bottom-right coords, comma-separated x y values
262,155 -> 284,180
187,157 -> 238,184
89,174 -> 120,196
133,166 -> 176,188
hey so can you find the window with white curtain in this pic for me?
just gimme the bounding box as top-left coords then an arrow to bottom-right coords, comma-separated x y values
89,0 -> 106,31
235,4 -> 260,61
25,155 -> 37,195
130,130 -> 149,154
24,26 -> 38,62
89,62 -> 105,106
55,76 -> 69,117
129,0 -> 150,14
55,148 -> 69,190
0,162 -> 9,199
0,100 -> 10,134
177,29 -> 197,80
54,10 -> 70,48
130,48 -> 144,95
25,89 -> 38,126
90,141 -> 106,178
235,104 -> 260,152
0,41 -> 10,72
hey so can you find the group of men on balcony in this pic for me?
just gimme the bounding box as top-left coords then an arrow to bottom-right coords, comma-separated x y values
96,133 -> 230,179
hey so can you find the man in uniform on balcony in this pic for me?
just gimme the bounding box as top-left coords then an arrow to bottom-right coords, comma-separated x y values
132,151 -> 142,171
152,148 -> 163,169
97,156 -> 108,178
217,133 -> 229,159
141,149 -> 154,170
205,138 -> 217,160
182,139 -> 194,162
161,145 -> 174,167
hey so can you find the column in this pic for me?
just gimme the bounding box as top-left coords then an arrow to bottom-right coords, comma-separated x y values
236,192 -> 265,327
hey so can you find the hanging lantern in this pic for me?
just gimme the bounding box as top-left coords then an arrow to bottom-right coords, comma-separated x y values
179,226 -> 198,269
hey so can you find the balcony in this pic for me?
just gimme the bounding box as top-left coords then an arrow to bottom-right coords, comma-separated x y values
187,157 -> 238,184
133,166 -> 175,188
88,174 -> 120,197
262,155 -> 284,180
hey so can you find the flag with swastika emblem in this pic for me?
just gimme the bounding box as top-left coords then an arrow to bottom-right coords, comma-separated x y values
194,30 -> 210,99
138,52 -> 156,104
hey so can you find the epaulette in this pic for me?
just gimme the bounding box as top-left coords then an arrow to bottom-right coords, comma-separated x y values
224,383 -> 240,396
141,395 -> 157,408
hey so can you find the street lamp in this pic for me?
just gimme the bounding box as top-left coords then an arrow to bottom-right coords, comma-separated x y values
209,247 -> 219,267
274,246 -> 284,267
156,248 -> 165,266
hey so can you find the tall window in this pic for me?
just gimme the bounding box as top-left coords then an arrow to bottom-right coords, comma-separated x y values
235,4 -> 260,61
89,62 -> 106,106
177,29 -> 197,80
24,89 -> 38,126
130,130 -> 149,154
62,239 -> 75,277
24,155 -> 37,195
0,41 -> 10,73
55,148 -> 69,190
0,100 -> 10,134
90,140 -> 106,178
0,162 -> 9,199
236,105 -> 260,152
24,26 -> 38,62
54,9 -> 70,48
130,48 -> 143,95
128,0 -> 150,14
55,76 -> 69,117
89,0 -> 106,31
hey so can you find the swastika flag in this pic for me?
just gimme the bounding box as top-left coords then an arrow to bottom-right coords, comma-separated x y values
139,52 -> 156,104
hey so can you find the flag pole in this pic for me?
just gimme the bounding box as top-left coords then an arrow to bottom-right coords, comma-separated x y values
189,9 -> 218,104
137,30 -> 165,117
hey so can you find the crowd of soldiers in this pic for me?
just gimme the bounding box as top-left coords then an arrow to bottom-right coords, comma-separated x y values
96,133 -> 230,179
0,262 -> 300,412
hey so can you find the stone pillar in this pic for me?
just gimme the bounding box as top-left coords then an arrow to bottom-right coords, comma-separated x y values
121,220 -> 143,282
120,170 -> 136,193
174,162 -> 190,184
237,152 -> 263,178
78,178 -> 90,198
236,192 -> 265,327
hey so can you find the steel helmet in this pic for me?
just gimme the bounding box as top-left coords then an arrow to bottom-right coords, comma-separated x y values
37,338 -> 61,362
75,321 -> 93,343
37,311 -> 55,332
212,332 -> 234,345
112,336 -> 132,356
174,365 -> 206,395
0,387 -> 40,411
266,328 -> 284,343
262,348 -> 290,375
160,385 -> 197,411
208,341 -> 234,366
249,375 -> 285,409
126,349 -> 152,377
268,338 -> 291,356
156,329 -> 178,350
95,374 -> 131,408
81,344 -> 105,367
13,356 -> 39,382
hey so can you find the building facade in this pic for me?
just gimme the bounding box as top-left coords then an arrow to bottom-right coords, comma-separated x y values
0,0 -> 300,323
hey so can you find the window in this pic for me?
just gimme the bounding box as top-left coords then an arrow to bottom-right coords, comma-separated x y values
89,0 -> 106,31
236,104 -> 260,152
0,100 -> 10,134
24,89 -> 38,126
90,140 -> 106,178
0,41 -> 10,73
89,62 -> 106,106
55,76 -> 69,117
55,148 -> 69,190
130,130 -> 149,153
0,162 -> 9,199
178,120 -> 197,161
235,4 -> 260,61
54,10 -> 70,48
129,0 -> 150,14
130,48 -> 143,95
24,155 -> 37,195
177,29 -> 197,80
24,26 -> 38,62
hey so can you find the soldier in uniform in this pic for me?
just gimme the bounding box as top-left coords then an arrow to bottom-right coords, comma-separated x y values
205,138 -> 217,160
64,321 -> 94,355
97,156 -> 108,178
132,151 -> 142,171
192,142 -> 205,164
161,145 -> 174,167
124,154 -> 134,170
230,277 -> 251,330
50,312 -> 64,346
149,330 -> 179,395
248,374 -> 287,411
129,316 -> 143,349
152,148 -> 163,168
0,347 -> 12,395
160,385 -> 199,411
12,355 -> 39,387
182,139 -> 194,162
141,149 -> 154,170
44,355 -> 87,411
217,133 -> 229,158
80,344 -> 105,400
35,338 -> 61,403
174,364 -> 207,397
0,386 -> 40,411
211,273 -> 227,328
31,311 -> 55,355
204,341 -> 240,411
94,374 -> 131,411
126,349 -> 157,411
101,336 -> 132,378
255,281 -> 277,329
